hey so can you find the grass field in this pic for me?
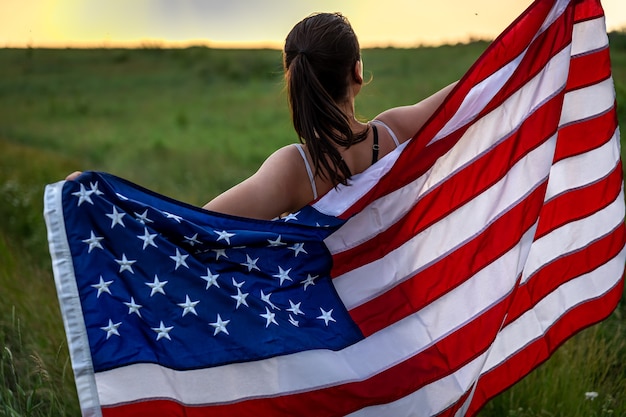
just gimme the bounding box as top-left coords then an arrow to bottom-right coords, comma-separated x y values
0,33 -> 625,416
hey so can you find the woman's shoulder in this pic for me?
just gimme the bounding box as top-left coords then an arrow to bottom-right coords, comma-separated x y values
203,144 -> 311,219
258,144 -> 317,206
262,144 -> 304,175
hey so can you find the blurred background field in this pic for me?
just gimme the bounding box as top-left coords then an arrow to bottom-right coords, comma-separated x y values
0,34 -> 625,416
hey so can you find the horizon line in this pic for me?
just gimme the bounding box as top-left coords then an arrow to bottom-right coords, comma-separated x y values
4,27 -> 624,51
0,37 -> 496,50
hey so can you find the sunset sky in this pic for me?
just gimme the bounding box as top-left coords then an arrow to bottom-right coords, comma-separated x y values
2,0 -> 625,49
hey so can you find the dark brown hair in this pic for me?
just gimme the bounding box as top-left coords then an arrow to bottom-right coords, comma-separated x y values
283,12 -> 368,185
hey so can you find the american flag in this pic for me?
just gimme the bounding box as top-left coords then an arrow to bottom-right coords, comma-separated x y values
44,0 -> 624,415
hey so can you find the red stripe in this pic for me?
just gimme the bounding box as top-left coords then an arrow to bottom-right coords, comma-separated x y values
573,0 -> 605,23
566,47 -> 611,90
103,400 -> 185,417
554,104 -> 617,162
466,275 -> 625,416
350,184 -> 545,337
332,93 -> 563,278
537,163 -> 623,238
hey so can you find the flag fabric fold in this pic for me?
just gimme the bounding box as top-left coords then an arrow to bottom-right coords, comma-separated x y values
45,0 -> 624,415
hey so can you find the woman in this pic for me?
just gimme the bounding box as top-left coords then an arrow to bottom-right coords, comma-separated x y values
204,12 -> 455,219
68,13 -> 456,220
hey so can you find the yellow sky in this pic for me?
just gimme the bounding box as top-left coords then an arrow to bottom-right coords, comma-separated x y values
2,0 -> 625,48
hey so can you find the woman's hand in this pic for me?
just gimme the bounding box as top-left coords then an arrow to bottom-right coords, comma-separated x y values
65,171 -> 83,181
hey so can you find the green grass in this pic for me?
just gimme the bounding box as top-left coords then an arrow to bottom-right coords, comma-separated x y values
0,33 -> 625,416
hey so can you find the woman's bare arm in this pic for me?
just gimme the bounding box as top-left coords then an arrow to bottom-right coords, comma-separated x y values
375,81 -> 458,143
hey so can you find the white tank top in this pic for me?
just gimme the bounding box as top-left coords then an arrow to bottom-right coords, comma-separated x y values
294,120 -> 400,201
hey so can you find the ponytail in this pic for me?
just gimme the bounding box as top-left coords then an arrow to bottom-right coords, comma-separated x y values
283,13 -> 368,186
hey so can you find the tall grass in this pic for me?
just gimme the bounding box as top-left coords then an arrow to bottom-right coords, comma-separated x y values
480,317 -> 626,416
0,33 -> 624,415
0,238 -> 79,416
0,306 -> 72,416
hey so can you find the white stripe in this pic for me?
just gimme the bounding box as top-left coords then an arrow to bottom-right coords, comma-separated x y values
521,193 -> 625,283
324,46 -> 570,255
483,246 -> 626,374
542,0 -> 571,36
454,384 -> 478,417
334,139 -> 554,311
96,229 -> 535,407
571,17 -> 609,57
546,128 -> 620,201
44,182 -> 102,417
431,54 -> 523,144
312,142 -> 407,216
559,78 -> 615,126
346,352 -> 488,417
430,0 -> 570,145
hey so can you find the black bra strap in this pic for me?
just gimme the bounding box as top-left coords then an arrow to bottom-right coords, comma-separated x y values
371,124 -> 380,165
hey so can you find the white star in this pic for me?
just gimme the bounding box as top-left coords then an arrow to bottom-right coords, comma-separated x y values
260,290 -> 280,310
146,275 -> 168,296
213,249 -> 228,260
115,254 -> 136,274
91,276 -> 113,297
282,212 -> 299,222
178,295 -> 200,317
317,308 -> 336,326
267,235 -> 287,247
288,315 -> 300,327
123,297 -> 143,317
272,266 -> 293,286
200,268 -> 220,289
100,319 -> 122,339
71,183 -> 95,206
240,254 -> 260,272
214,229 -> 235,245
151,321 -> 174,341
134,209 -> 153,225
231,287 -> 249,309
170,248 -> 189,270
89,181 -> 104,195
184,233 -> 202,246
137,227 -> 158,250
260,307 -> 278,328
287,300 -> 304,316
163,211 -> 183,223
302,274 -> 318,291
106,206 -> 126,228
209,314 -> 230,336
232,278 -> 245,288
115,192 -> 129,200
82,231 -> 104,253
288,242 -> 307,257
